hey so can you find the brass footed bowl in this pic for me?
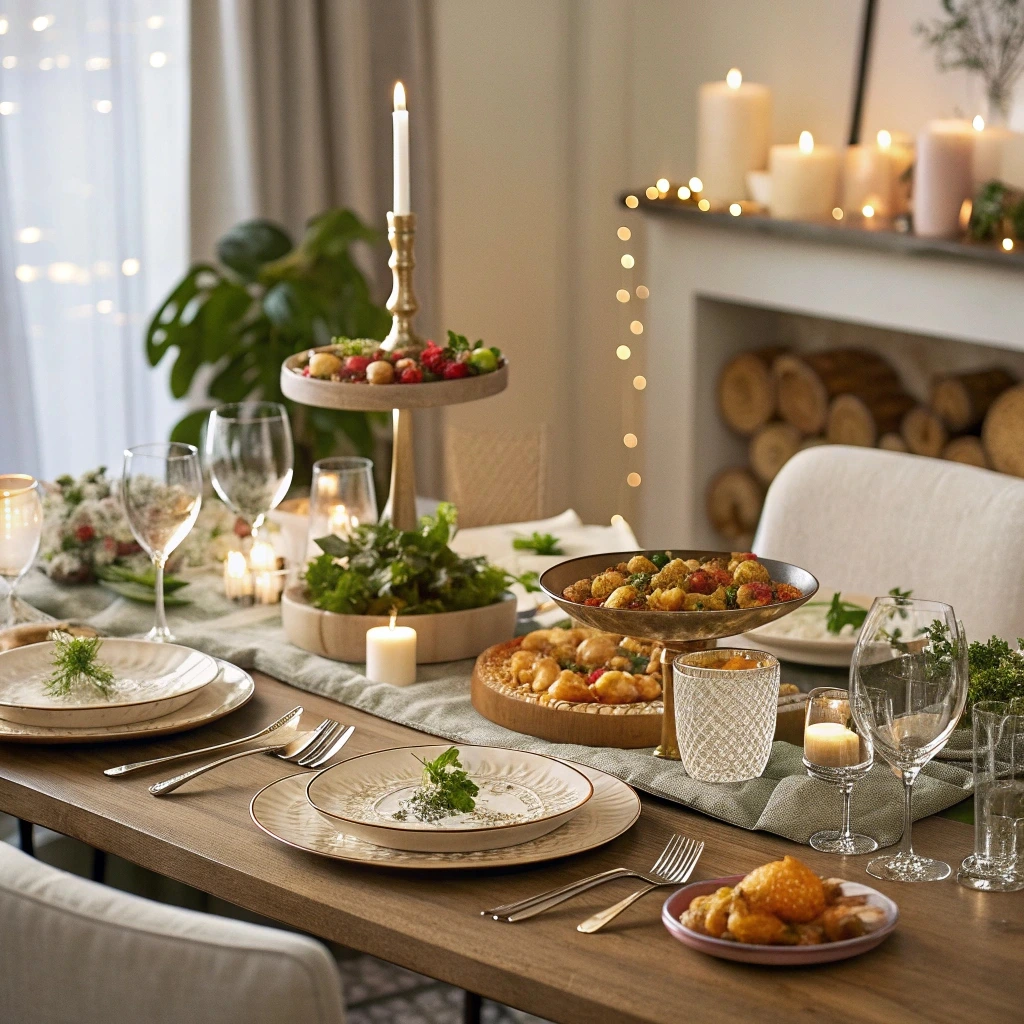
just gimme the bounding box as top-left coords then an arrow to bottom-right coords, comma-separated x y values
540,550 -> 818,645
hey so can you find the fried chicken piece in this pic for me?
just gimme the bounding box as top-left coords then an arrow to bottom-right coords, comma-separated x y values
651,558 -> 691,589
736,581 -> 773,608
726,894 -> 792,945
545,670 -> 596,703
736,855 -> 826,924
733,559 -> 771,585
528,657 -> 560,693
779,682 -> 800,697
562,579 -> 592,603
574,634 -> 621,668
604,585 -> 639,609
701,585 -> 728,611
774,582 -> 803,602
792,921 -> 827,945
548,644 -> 579,665
619,637 -> 654,656
633,674 -> 662,700
702,886 -> 736,938
591,571 -> 627,600
680,894 -> 712,935
700,557 -> 729,572
819,900 -> 887,942
728,552 -> 757,571
592,670 -> 640,704
648,586 -> 686,610
520,629 -> 555,652
821,877 -> 846,905
607,656 -> 633,671
509,649 -> 535,683
626,554 -> 658,574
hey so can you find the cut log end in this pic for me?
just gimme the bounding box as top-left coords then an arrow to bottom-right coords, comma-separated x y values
748,421 -> 802,483
878,432 -> 908,453
901,406 -> 948,458
931,368 -> 1015,432
706,468 -> 765,544
717,347 -> 786,436
942,435 -> 989,469
827,392 -> 915,448
983,384 -> 1024,476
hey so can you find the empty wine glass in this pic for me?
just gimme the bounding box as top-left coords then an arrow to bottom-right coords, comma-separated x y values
850,596 -> 968,882
802,687 -> 877,855
0,475 -> 43,627
206,402 -> 294,538
121,443 -> 203,642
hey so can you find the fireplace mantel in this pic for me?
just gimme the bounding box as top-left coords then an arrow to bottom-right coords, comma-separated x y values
636,204 -> 1024,548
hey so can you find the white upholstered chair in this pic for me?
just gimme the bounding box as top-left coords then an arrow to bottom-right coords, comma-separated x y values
0,842 -> 345,1024
753,445 -> 1024,642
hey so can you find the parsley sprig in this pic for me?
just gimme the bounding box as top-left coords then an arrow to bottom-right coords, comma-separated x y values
395,747 -> 479,822
512,532 -> 563,555
825,587 -> 912,635
44,631 -> 115,698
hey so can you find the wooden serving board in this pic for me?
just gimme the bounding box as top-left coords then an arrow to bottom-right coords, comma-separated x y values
471,639 -> 663,748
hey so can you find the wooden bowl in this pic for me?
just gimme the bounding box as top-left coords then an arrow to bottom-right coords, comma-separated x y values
281,587 -> 517,664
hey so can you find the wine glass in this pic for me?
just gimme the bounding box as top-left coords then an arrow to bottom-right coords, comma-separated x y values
121,443 -> 203,642
849,596 -> 968,882
802,686 -> 877,855
0,475 -> 43,627
206,402 -> 294,538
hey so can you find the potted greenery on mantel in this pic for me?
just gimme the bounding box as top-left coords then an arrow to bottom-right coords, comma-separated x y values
146,209 -> 391,483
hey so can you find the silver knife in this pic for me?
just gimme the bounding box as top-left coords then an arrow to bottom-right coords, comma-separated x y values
103,706 -> 304,776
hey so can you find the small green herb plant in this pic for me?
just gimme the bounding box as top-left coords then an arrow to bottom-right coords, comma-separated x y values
965,635 -> 1024,719
512,532 -> 563,556
825,587 -> 912,635
304,503 -> 538,616
44,631 -> 115,698
393,747 -> 479,822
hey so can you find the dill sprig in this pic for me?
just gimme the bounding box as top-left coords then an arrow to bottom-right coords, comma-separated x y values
44,631 -> 115,698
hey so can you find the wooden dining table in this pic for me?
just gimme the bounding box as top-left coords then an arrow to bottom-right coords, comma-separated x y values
2,671 -> 1021,1024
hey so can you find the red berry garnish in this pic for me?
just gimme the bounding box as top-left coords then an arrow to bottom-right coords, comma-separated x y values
75,524 -> 95,543
399,367 -> 423,384
443,361 -> 470,380
344,355 -> 370,374
588,668 -> 606,685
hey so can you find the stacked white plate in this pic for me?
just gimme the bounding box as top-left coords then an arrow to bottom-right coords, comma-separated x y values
251,743 -> 642,869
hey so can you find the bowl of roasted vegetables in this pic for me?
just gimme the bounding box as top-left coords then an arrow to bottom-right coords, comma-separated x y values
541,550 -> 817,644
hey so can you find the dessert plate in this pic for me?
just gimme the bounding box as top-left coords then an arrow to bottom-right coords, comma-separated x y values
662,875 -> 898,965
0,639 -> 219,727
252,763 -> 639,869
305,744 -> 594,852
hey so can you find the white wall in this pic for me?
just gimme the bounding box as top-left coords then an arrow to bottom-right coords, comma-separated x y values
434,0 -> 992,533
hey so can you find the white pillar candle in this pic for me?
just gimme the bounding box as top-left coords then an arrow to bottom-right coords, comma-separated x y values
696,69 -> 772,204
914,120 -> 974,239
366,618 -> 417,686
249,540 -> 282,604
842,130 -> 895,217
393,81 -> 410,215
971,116 -> 1015,191
804,721 -> 863,768
768,132 -> 840,221
223,549 -> 253,601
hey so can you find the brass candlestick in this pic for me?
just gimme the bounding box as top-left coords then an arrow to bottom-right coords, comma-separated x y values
382,211 -> 425,354
655,639 -> 716,759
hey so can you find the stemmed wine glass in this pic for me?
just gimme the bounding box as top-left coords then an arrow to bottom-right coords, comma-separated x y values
850,596 -> 968,882
121,444 -> 203,642
205,402 -> 294,538
0,475 -> 43,627
802,686 -> 877,855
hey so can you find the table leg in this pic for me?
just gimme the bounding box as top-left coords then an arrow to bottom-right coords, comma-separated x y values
17,818 -> 34,856
381,408 -> 418,531
654,639 -> 717,760
462,990 -> 482,1024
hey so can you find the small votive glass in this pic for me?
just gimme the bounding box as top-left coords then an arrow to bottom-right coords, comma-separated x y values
0,475 -> 43,627
673,649 -> 780,782
803,687 -> 877,855
306,457 -> 378,560
958,701 -> 1024,892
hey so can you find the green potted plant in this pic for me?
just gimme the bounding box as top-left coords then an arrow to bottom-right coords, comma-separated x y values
146,209 -> 391,483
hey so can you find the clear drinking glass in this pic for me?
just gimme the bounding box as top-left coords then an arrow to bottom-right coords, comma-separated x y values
850,596 -> 968,882
121,443 -> 203,642
305,457 -> 378,559
674,649 -> 780,783
958,701 -> 1024,892
206,402 -> 294,538
0,475 -> 43,627
803,686 -> 877,855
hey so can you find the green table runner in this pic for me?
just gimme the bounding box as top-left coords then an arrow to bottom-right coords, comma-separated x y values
16,571 -> 973,848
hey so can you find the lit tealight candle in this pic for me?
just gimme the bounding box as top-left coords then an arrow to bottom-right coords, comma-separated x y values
768,131 -> 840,221
249,540 -> 282,604
328,503 -> 355,537
842,129 -> 895,218
366,613 -> 417,686
223,549 -> 253,601
804,721 -> 863,768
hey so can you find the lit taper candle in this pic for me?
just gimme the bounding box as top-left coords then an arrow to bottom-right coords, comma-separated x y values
393,81 -> 410,215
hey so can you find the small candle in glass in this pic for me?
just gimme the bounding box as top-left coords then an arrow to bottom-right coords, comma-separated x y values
306,457 -> 378,560
223,549 -> 254,601
249,540 -> 283,604
366,612 -> 417,686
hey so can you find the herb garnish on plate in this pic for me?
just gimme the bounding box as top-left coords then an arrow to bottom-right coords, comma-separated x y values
825,587 -> 912,635
512,532 -> 563,555
44,630 -> 115,698
393,747 -> 480,823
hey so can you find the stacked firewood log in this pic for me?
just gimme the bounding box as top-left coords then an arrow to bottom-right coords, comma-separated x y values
709,347 -> 1017,542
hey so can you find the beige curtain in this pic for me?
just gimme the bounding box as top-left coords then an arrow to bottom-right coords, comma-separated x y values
189,0 -> 441,495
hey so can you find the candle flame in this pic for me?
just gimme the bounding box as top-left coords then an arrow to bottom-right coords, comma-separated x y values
1003,237 -> 1014,251
798,131 -> 814,154
389,609 -> 398,630
876,129 -> 892,149
393,81 -> 406,111
226,549 -> 248,579
688,176 -> 703,193
973,114 -> 985,132
726,68 -> 742,89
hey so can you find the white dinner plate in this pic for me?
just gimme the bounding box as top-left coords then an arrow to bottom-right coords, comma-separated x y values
305,744 -> 595,853
0,638 -> 219,727
739,591 -> 873,667
252,763 -> 640,869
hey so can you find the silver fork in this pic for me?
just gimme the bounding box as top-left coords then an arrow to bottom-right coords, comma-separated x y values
576,838 -> 703,933
483,833 -> 697,923
149,719 -> 354,796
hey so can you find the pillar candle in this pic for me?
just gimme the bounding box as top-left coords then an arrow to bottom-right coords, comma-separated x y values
768,132 -> 840,221
223,549 -> 253,601
971,117 -> 1015,191
887,132 -> 915,216
843,134 -> 893,217
696,68 -> 772,203
1001,130 -> 1024,189
804,722 -> 863,768
393,82 -> 410,215
914,120 -> 974,239
366,618 -> 417,686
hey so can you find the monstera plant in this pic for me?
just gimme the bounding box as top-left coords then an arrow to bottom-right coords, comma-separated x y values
146,209 -> 391,482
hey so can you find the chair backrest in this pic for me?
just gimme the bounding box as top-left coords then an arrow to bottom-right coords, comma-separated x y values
445,424 -> 547,527
0,842 -> 345,1024
753,445 -> 1024,642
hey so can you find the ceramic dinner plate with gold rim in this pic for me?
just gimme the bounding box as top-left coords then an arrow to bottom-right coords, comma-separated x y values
305,744 -> 594,853
0,639 -> 219,728
251,763 -> 641,869
0,660 -> 254,743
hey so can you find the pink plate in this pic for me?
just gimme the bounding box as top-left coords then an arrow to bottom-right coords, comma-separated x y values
662,875 -> 899,966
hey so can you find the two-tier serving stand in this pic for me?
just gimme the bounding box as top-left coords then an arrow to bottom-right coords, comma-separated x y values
280,212 -> 508,531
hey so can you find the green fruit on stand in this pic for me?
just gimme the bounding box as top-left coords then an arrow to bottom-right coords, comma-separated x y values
469,347 -> 498,373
